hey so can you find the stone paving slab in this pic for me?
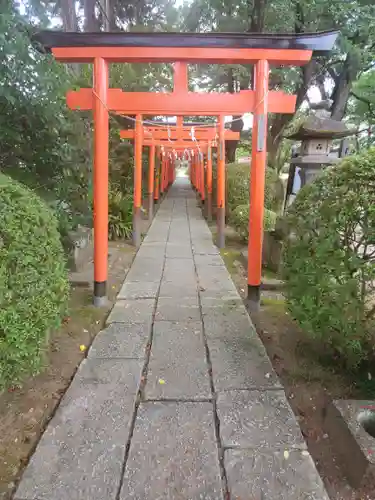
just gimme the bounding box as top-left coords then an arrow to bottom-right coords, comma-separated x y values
162,268 -> 197,285
199,288 -> 241,301
88,322 -> 151,359
120,402 -> 223,499
155,296 -> 201,321
165,243 -> 193,259
145,321 -> 210,400
159,280 -> 198,298
125,258 -> 164,282
107,298 -> 155,324
118,280 -> 160,299
163,257 -> 195,274
194,254 -> 226,267
192,243 -> 220,255
198,274 -> 238,292
217,390 -> 306,449
225,449 -> 330,500
208,336 -> 281,391
202,303 -> 255,339
15,359 -> 142,500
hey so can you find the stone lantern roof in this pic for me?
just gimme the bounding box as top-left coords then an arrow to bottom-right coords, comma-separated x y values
286,114 -> 356,140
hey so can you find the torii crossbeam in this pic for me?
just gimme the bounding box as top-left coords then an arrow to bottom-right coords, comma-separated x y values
34,29 -> 338,309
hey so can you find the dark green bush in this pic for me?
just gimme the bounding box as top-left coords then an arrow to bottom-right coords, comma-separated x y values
283,149 -> 375,368
0,175 -> 69,388
231,204 -> 277,238
108,185 -> 133,240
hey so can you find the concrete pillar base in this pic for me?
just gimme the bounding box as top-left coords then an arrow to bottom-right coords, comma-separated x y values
93,281 -> 108,307
246,285 -> 260,312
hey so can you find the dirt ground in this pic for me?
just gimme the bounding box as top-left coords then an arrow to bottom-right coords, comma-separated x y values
220,240 -> 375,500
0,241 -> 136,500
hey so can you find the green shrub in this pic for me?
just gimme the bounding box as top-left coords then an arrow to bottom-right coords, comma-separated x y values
0,175 -> 69,388
108,185 -> 133,240
283,149 -> 375,368
231,204 -> 277,238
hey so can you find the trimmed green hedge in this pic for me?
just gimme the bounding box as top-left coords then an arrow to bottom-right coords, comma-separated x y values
0,175 -> 69,388
283,149 -> 375,369
231,205 -> 277,238
212,162 -> 277,239
226,162 -> 277,213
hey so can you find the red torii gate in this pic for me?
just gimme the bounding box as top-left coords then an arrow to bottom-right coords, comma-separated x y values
34,30 -> 338,309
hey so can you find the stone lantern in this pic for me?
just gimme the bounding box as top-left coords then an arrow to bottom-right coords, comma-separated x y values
284,102 -> 356,207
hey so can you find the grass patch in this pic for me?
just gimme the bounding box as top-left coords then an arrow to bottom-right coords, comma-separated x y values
260,296 -> 286,311
220,249 -> 241,273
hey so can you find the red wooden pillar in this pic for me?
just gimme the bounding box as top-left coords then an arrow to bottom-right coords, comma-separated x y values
196,154 -> 200,197
248,59 -> 269,310
169,158 -> 173,186
192,156 -> 195,189
93,57 -> 109,307
160,155 -> 165,194
217,115 -> 225,248
133,114 -> 143,247
148,144 -> 155,220
206,143 -> 213,221
154,147 -> 160,203
200,152 -> 205,204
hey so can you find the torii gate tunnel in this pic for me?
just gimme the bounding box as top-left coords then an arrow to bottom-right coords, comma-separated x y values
34,30 -> 338,309
119,124 -> 240,232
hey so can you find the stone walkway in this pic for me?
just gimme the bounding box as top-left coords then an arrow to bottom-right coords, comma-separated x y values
15,176 -> 329,499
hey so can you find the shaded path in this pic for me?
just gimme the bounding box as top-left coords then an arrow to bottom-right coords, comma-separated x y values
15,175 -> 328,499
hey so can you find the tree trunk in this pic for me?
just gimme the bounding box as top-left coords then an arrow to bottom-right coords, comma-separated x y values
249,0 -> 267,32
84,0 -> 99,31
61,0 -> 77,31
330,53 -> 357,120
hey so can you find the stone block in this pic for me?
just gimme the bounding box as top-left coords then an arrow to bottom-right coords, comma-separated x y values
107,298 -> 155,324
208,336 -> 281,391
125,258 -> 164,282
120,402 -> 223,499
66,225 -> 93,272
163,258 -> 195,275
145,321 -> 210,400
225,449 -> 329,499
194,254 -> 225,267
165,243 -> 193,259
15,359 -> 142,500
155,297 -> 201,321
217,390 -> 306,449
118,280 -> 160,299
88,323 -> 151,359
325,399 -> 375,489
159,280 -> 198,298
202,303 -> 255,339
192,243 -> 219,255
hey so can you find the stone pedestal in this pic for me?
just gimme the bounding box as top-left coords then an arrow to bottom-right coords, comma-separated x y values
325,400 -> 375,489
67,226 -> 93,272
